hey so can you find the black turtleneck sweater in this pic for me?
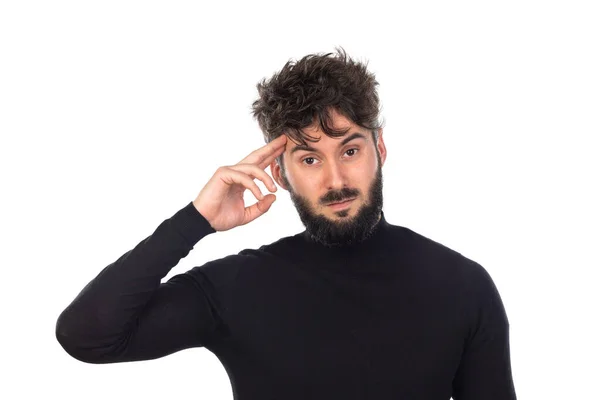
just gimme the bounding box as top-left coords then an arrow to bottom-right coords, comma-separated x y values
55,201 -> 517,400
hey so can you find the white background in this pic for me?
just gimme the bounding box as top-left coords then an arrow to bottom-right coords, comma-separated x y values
1,1 -> 598,399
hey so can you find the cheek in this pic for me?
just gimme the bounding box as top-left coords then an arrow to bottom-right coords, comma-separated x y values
286,169 -> 315,192
351,165 -> 376,196
297,177 -> 320,198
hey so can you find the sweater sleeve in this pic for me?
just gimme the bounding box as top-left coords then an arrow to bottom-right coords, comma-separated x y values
55,201 -> 238,364
451,261 -> 518,400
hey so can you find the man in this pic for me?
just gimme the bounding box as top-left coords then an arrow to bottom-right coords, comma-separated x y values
56,48 -> 517,399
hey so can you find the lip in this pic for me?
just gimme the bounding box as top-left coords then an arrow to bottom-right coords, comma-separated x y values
326,198 -> 356,210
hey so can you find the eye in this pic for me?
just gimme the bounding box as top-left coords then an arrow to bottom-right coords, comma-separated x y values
301,148 -> 359,166
302,157 -> 316,165
345,148 -> 359,157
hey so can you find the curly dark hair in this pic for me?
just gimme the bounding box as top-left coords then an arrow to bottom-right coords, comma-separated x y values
251,46 -> 384,167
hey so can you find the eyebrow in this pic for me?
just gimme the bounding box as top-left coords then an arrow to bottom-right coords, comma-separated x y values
289,132 -> 368,155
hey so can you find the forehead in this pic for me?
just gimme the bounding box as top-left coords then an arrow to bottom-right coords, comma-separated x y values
288,131 -> 368,156
305,108 -> 358,133
287,111 -> 369,153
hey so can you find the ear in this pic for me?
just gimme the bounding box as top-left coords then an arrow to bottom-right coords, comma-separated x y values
270,159 -> 289,191
376,128 -> 387,166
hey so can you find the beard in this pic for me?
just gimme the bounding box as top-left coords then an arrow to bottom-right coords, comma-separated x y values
281,156 -> 384,248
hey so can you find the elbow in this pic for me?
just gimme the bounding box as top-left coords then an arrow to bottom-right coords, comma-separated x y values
55,311 -> 114,364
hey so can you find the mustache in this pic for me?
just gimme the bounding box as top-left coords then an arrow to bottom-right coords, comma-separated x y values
320,188 -> 360,205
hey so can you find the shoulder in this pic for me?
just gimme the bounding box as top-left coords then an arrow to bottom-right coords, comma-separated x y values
401,226 -> 505,307
390,224 -> 496,289
390,223 -> 467,267
396,225 -> 509,324
244,232 -> 304,259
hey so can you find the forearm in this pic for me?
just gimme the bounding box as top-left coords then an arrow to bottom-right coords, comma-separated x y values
55,201 -> 216,362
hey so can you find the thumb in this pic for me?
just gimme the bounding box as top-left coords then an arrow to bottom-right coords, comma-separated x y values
242,193 -> 276,225
257,193 -> 276,213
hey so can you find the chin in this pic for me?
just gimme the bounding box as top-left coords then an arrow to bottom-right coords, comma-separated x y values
323,204 -> 358,219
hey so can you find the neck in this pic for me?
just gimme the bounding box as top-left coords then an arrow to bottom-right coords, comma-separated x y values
298,210 -> 390,266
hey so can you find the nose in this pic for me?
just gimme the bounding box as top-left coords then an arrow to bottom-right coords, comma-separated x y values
323,159 -> 348,190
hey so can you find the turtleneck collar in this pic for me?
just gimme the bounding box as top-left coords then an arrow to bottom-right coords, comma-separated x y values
295,210 -> 393,268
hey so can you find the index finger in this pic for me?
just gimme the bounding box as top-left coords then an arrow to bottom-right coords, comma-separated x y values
239,134 -> 287,168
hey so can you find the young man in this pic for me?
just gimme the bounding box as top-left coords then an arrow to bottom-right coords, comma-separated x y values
56,48 -> 517,399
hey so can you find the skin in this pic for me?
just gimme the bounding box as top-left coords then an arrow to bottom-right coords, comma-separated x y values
269,108 -> 387,246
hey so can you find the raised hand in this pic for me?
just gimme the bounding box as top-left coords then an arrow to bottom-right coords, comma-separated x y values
192,134 -> 287,231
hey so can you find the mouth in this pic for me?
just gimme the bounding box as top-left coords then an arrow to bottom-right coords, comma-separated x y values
326,197 -> 356,209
